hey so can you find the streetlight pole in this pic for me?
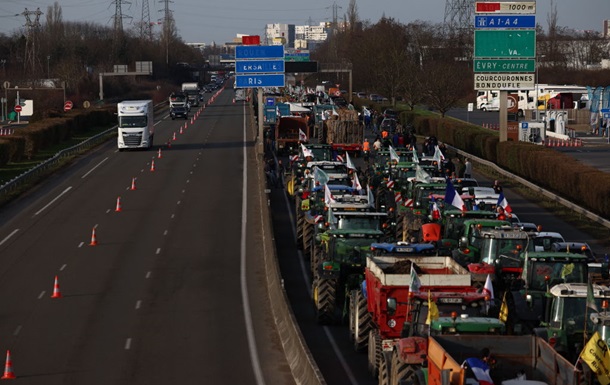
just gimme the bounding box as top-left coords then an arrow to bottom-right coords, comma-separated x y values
47,56 -> 50,78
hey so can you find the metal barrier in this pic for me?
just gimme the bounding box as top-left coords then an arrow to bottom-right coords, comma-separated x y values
0,101 -> 168,199
448,145 -> 610,230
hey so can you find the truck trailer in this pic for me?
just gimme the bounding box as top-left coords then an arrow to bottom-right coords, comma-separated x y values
420,334 -> 582,385
117,100 -> 154,150
181,82 -> 200,107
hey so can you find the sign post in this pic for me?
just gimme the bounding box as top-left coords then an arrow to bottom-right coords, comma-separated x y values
474,1 -> 535,142
235,44 -> 285,155
64,100 -> 73,112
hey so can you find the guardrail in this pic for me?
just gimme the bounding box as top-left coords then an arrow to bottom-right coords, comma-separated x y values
0,101 -> 168,199
449,145 -> 610,230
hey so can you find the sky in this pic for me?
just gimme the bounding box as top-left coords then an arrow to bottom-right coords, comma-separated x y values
0,0 -> 608,44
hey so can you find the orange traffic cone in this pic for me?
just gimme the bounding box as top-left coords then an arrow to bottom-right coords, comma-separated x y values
166,140 -> 172,149
184,123 -> 188,131
130,177 -> 137,191
89,227 -> 98,246
157,148 -> 162,158
1,350 -> 15,379
172,132 -> 177,141
51,276 -> 62,299
232,98 -> 235,104
179,126 -> 183,135
115,196 -> 122,212
150,159 -> 155,172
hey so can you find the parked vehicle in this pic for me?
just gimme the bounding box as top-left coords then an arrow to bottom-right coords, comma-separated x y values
417,334 -> 582,385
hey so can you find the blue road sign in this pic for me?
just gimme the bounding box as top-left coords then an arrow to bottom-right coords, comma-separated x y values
235,45 -> 284,60
235,60 -> 285,74
475,15 -> 535,29
602,108 -> 610,113
266,97 -> 275,106
236,74 -> 285,88
521,122 -> 529,129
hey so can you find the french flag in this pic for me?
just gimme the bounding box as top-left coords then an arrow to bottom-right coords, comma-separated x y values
445,179 -> 466,211
497,192 -> 512,213
430,196 -> 440,220
463,358 -> 494,385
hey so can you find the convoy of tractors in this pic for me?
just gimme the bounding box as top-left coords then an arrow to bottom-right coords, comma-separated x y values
274,120 -> 610,385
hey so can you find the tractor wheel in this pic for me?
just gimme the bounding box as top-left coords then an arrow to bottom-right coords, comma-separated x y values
311,247 -> 323,276
348,290 -> 357,341
295,198 -> 304,249
302,222 -> 313,259
313,278 -> 338,325
353,289 -> 372,352
378,352 -> 391,385
390,349 -> 416,385
368,330 -> 382,377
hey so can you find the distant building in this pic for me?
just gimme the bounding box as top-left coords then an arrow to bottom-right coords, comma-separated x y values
605,20 -> 610,38
265,23 -> 295,48
294,22 -> 329,50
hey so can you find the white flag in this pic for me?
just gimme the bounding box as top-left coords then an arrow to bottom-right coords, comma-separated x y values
324,184 -> 336,205
332,107 -> 339,116
314,167 -> 330,186
412,147 -> 419,164
483,274 -> 494,301
415,165 -> 431,183
299,128 -> 308,142
345,151 -> 356,170
433,146 -> 444,170
352,172 -> 362,191
367,185 -> 375,208
301,143 -> 314,159
389,146 -> 400,163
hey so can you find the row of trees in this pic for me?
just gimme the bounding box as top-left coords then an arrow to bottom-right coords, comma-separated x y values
0,2 -> 204,117
311,0 -> 610,115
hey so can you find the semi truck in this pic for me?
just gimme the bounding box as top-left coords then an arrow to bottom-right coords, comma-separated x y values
117,100 -> 154,150
181,82 -> 200,107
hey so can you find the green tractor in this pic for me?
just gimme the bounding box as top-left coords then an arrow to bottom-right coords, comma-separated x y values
535,282 -> 610,363
505,252 -> 590,335
312,228 -> 384,325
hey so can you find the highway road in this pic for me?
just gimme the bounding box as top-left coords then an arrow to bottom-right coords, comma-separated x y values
0,87 -> 294,384
269,125 -> 610,385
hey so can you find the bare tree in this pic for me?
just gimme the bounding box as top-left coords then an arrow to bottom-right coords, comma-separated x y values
346,0 -> 359,33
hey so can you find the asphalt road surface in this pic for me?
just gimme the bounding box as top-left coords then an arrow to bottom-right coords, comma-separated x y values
0,88 -> 294,384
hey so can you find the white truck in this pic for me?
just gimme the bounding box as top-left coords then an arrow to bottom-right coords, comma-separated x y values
117,100 -> 154,150
181,82 -> 200,107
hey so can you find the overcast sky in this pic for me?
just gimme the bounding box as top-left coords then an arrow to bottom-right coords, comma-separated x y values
0,0 -> 607,44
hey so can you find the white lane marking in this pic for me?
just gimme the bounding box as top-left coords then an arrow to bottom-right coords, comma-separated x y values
81,157 -> 108,179
163,230 -> 168,236
182,189 -> 185,193
34,186 -> 73,216
38,291 -> 46,299
60,264 -> 67,271
186,180 -> 190,183
171,214 -> 175,219
278,136 -> 358,384
0,229 -> 19,247
145,271 -> 151,279
135,300 -> 142,310
156,247 -> 161,254
105,209 -> 111,214
241,102 -> 266,385
282,191 -> 311,292
78,242 -> 84,248
124,338 -> 132,350
13,325 -> 22,336
323,326 -> 359,385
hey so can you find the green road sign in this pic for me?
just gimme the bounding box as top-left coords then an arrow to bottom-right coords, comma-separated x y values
474,30 -> 536,58
474,59 -> 535,72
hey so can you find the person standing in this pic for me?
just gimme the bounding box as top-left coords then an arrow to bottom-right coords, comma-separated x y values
464,158 -> 473,178
492,180 -> 503,194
